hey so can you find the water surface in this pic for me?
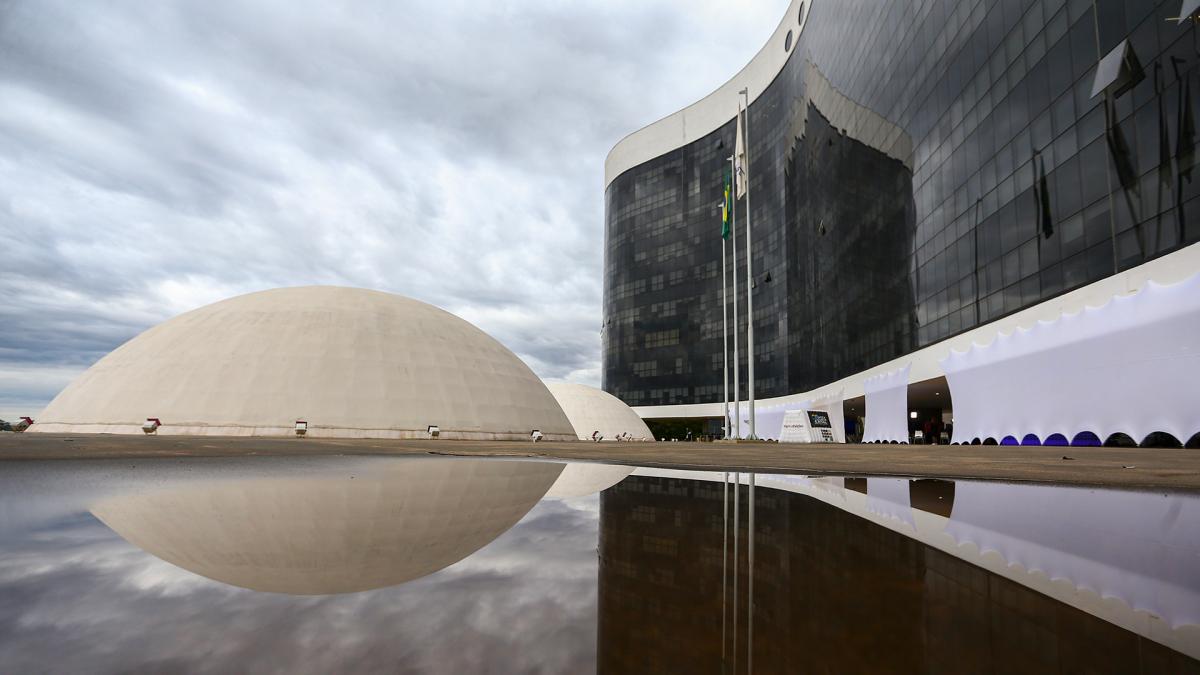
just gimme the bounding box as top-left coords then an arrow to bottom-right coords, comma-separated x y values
0,456 -> 1196,673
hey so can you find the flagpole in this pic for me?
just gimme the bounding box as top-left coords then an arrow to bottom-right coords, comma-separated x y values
718,192 -> 730,440
729,153 -> 740,440
722,232 -> 730,440
739,89 -> 756,440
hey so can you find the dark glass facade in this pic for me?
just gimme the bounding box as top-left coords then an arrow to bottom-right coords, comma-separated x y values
603,0 -> 1200,407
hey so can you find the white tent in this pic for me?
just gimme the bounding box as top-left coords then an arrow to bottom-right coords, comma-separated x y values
941,273 -> 1200,445
862,364 -> 911,443
745,389 -> 846,442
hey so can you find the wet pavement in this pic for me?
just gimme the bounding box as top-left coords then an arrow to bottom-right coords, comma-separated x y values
3,433 -> 1200,491
0,455 -> 1196,673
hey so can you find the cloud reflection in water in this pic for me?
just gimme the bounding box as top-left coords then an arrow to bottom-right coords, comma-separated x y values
0,458 -> 600,674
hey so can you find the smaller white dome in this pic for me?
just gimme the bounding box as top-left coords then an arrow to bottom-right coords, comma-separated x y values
544,382 -> 654,442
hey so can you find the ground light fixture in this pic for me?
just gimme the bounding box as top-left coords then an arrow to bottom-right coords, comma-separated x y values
295,420 -> 307,437
142,418 -> 161,434
531,430 -> 544,442
427,425 -> 440,439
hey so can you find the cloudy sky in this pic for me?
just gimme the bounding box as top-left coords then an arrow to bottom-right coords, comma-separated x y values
0,0 -> 788,420
0,457 -> 606,673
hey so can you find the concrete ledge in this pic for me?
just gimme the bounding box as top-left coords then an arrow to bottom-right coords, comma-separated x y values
3,433 -> 1197,491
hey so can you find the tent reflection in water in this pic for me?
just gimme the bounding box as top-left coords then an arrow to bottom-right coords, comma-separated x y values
90,459 -> 563,595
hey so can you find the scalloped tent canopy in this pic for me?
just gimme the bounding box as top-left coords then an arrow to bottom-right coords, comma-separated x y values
941,273 -> 1200,446
863,364 -> 911,443
30,286 -> 576,440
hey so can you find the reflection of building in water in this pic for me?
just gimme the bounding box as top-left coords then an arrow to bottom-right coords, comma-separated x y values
598,476 -> 717,673
598,475 -> 1198,674
598,475 -> 789,673
92,458 -> 563,595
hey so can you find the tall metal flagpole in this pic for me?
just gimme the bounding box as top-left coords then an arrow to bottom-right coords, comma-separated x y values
721,201 -> 730,440
729,154 -> 740,440
739,89 -> 756,439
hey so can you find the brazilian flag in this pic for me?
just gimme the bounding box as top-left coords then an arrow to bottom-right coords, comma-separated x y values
721,169 -> 732,240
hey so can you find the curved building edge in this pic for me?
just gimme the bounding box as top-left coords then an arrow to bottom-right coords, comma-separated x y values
604,0 -> 811,188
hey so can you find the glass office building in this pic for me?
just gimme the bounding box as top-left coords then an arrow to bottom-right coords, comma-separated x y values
603,0 -> 1200,410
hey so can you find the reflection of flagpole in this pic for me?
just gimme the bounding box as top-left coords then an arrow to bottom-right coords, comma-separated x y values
748,473 -> 755,674
721,472 -> 729,669
738,89 -> 756,439
732,472 -> 740,673
729,154 -> 740,440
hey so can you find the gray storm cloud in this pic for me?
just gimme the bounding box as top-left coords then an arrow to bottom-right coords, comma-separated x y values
0,0 -> 787,419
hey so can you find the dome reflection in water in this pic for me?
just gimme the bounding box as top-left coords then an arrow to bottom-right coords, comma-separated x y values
545,463 -> 633,500
90,458 -> 563,595
0,459 -> 1198,672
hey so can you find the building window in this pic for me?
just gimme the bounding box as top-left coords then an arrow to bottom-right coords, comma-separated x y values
644,329 -> 680,348
633,361 -> 657,377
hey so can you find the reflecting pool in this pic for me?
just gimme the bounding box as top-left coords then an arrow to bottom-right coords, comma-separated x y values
0,457 -> 1196,673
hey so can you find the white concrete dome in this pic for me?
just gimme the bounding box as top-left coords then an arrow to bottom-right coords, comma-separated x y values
91,458 -> 564,594
544,382 -> 653,441
31,287 -> 575,440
